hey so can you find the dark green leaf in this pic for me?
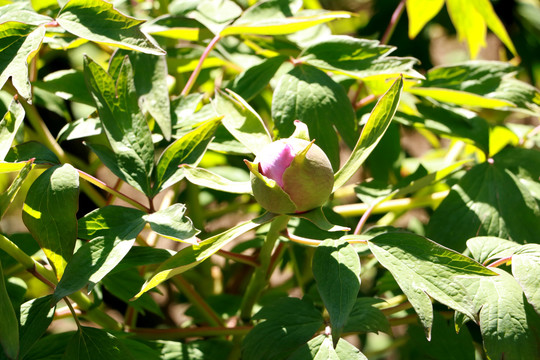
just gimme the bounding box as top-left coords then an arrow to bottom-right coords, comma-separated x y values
57,0 -> 164,55
459,268 -> 540,360
23,332 -> 73,360
0,259 -> 19,360
154,117 -> 220,194
272,64 -> 356,169
368,232 -> 496,338
343,298 -> 390,334
33,69 -> 94,106
0,160 -> 32,220
22,164 -> 79,279
300,35 -> 420,79
84,55 -> 155,195
54,206 -> 146,300
288,335 -> 367,360
5,141 -> 60,164
0,22 -> 45,102
110,246 -> 173,274
0,99 -> 25,161
229,56 -> 287,101
243,297 -> 324,360
143,204 -> 200,244
62,326 -> 137,360
313,239 -> 360,342
143,339 -> 232,360
18,295 -> 56,360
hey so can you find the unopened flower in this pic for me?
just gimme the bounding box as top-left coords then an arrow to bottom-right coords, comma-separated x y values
245,138 -> 334,214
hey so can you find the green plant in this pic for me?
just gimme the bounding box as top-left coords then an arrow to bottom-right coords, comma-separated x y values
0,0 -> 539,359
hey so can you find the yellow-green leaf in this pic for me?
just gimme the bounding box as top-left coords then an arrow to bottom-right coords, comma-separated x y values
406,0 -> 445,39
408,87 -> 515,109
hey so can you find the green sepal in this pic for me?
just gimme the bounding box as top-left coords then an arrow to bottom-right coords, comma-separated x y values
297,207 -> 350,232
245,159 -> 297,214
291,120 -> 310,141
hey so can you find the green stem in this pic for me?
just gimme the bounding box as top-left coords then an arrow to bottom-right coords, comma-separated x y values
333,190 -> 449,217
171,275 -> 224,327
181,34 -> 222,96
240,215 -> 289,321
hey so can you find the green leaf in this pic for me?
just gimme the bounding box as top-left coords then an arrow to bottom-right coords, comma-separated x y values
272,64 -> 357,170
0,22 -> 45,102
33,69 -> 94,106
56,0 -> 164,55
406,0 -> 445,38
110,49 -> 172,140
22,164 -> 79,279
18,295 -> 56,360
154,117 -> 220,194
221,11 -> 350,36
313,239 -> 360,343
0,3 -> 53,25
0,99 -> 24,161
466,236 -> 521,265
110,246 -> 173,274
229,56 -> 287,101
0,162 -> 28,174
289,335 -> 368,360
343,298 -> 390,334
57,117 -> 102,142
242,297 -> 324,360
0,160 -> 32,220
62,326 -> 138,360
5,141 -> 60,164
214,90 -> 272,156
143,204 -> 200,245
459,268 -> 540,360
53,206 -> 147,300
134,212 -> 276,298
84,55 -> 155,195
297,207 -> 350,232
368,232 -> 497,338
333,76 -> 403,191
180,165 -> 252,194
427,152 -> 540,252
0,259 -> 19,360
512,244 -> 540,314
299,35 -> 421,79
142,15 -> 213,42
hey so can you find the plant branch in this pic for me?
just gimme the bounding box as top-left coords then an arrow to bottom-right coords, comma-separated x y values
487,256 -> 512,268
380,0 -> 406,45
181,34 -> 222,96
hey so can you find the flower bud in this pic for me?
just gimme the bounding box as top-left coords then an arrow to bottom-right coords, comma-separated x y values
245,138 -> 334,214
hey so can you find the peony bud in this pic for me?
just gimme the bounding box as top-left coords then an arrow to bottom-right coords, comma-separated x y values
245,138 -> 334,214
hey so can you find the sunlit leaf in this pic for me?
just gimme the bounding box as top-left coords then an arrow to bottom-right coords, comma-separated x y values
406,0 -> 445,39
63,326 -> 138,360
143,204 -> 200,245
0,99 -> 25,161
512,244 -> 540,314
0,160 -> 32,220
180,165 -> 252,194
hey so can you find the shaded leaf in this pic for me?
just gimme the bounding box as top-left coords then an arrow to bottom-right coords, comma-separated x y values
459,268 -> 540,360
272,64 -> 356,170
313,239 -> 360,342
333,76 -> 403,191
33,69 -> 94,106
19,295 -> 56,360
84,55 -> 155,195
0,22 -> 45,102
297,207 -> 350,232
57,0 -> 164,55
229,56 -> 287,101
0,99 -> 24,161
144,204 -> 200,245
22,164 -> 79,279
0,259 -> 19,360
53,206 -> 146,300
0,160 -> 32,220
5,141 -> 60,164
368,232 -> 497,338
134,212 -> 276,298
214,90 -> 272,156
343,298 -> 390,334
243,297 -> 324,360
62,326 -> 137,360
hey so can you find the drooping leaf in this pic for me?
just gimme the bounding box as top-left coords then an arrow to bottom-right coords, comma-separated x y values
427,150 -> 540,252
299,35 -> 421,79
134,212 -> 276,298
406,0 -> 445,39
56,0 -> 164,55
109,49 -> 172,140
512,244 -> 540,314
0,259 -> 19,360
297,207 -> 350,232
143,203 -> 200,245
18,295 -> 56,360
214,90 -> 272,156
242,297 -> 324,360
459,268 -> 540,360
154,117 -> 221,194
368,232 -> 497,338
229,56 -> 287,101
313,239 -> 360,342
343,298 -> 390,334
62,326 -> 138,360
221,10 -> 350,36
53,206 -> 147,300
272,64 -> 357,170
0,22 -> 45,102
84,55 -> 155,195
0,99 -> 25,161
180,165 -> 251,194
22,164 -> 79,279
333,76 -> 403,191
0,160 -> 32,219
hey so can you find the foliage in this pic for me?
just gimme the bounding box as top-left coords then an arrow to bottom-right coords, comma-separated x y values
0,0 -> 539,359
